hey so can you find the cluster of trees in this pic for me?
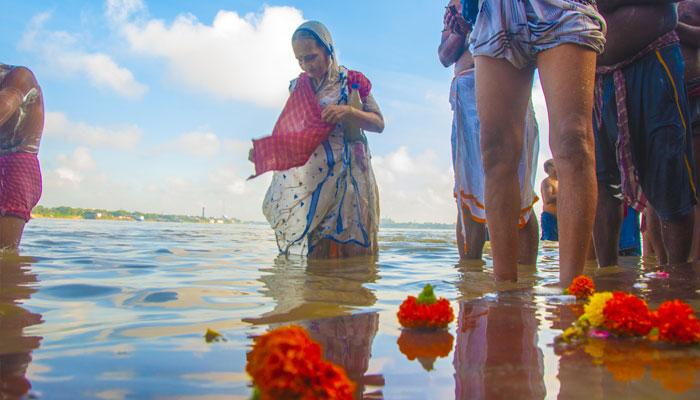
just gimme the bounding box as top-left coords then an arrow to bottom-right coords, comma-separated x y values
32,206 -> 240,224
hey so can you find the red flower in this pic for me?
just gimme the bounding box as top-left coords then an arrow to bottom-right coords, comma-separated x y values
397,296 -> 455,329
603,292 -> 653,337
246,326 -> 355,400
568,275 -> 595,300
652,300 -> 700,345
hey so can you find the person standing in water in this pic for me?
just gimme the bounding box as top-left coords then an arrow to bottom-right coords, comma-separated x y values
439,0 -> 539,263
593,1 -> 696,268
466,0 -> 606,285
250,21 -> 384,258
540,159 -> 558,241
0,64 -> 43,251
678,0 -> 700,261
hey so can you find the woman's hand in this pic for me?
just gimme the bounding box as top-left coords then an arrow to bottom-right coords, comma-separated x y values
248,148 -> 255,163
321,105 -> 354,124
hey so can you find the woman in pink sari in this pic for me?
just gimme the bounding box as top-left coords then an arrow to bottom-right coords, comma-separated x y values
251,21 -> 384,258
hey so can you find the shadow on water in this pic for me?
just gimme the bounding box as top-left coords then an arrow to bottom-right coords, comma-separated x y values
0,254 -> 42,399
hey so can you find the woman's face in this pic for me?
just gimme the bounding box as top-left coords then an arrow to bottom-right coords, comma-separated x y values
292,38 -> 330,80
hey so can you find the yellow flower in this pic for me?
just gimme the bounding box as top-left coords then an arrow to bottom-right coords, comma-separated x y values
582,292 -> 613,327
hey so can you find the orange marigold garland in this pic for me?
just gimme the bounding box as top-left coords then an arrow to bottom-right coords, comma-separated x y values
566,275 -> 595,300
602,292 -> 653,337
397,284 -> 454,330
652,300 -> 700,345
246,325 -> 355,400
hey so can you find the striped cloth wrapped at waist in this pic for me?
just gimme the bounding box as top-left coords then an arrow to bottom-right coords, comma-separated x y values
593,31 -> 680,213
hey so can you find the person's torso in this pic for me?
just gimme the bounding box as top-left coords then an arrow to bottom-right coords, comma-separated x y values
598,4 -> 678,66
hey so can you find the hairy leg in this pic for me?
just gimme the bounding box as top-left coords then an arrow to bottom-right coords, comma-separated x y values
644,207 -> 667,265
593,184 -> 623,267
474,56 -> 534,281
518,214 -> 539,265
661,212 -> 693,265
0,216 -> 25,251
456,209 -> 486,260
537,44 -> 598,286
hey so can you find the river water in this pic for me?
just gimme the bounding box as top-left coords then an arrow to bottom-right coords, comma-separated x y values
1,219 -> 699,399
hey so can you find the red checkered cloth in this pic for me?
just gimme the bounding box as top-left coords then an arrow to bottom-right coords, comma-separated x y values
0,152 -> 42,222
250,70 -> 371,178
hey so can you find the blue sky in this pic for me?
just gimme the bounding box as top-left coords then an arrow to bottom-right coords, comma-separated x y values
1,0 -> 551,223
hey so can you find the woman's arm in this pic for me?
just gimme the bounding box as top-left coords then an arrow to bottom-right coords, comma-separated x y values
321,105 -> 384,133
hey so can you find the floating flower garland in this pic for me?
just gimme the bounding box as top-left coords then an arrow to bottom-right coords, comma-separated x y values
246,325 -> 355,400
565,275 -> 595,300
556,275 -> 700,346
397,284 -> 454,330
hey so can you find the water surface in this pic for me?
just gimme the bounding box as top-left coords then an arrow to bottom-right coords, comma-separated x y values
1,219 -> 699,399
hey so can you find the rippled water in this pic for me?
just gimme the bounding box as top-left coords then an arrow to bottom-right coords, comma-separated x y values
1,219 -> 700,399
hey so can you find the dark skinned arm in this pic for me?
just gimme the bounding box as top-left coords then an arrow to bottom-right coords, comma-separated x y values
678,21 -> 700,46
0,67 -> 37,126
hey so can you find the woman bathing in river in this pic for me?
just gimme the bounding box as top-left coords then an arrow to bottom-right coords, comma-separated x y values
250,21 -> 384,258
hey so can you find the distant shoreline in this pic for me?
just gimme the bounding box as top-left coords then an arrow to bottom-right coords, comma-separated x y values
30,206 -> 454,228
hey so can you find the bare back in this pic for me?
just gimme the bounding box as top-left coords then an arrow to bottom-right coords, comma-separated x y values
598,4 -> 678,66
679,0 -> 700,79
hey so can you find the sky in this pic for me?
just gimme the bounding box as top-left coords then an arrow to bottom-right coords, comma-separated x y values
1,0 -> 553,223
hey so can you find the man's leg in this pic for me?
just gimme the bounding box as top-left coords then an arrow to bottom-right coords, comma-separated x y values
456,209 -> 486,260
644,207 -> 667,265
593,184 -> 623,267
661,212 -> 693,265
537,44 -> 598,286
518,215 -> 539,265
0,216 -> 25,251
474,56 -> 534,281
693,135 -> 700,261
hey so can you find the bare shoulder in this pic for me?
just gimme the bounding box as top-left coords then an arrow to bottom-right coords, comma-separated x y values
3,66 -> 39,93
680,0 -> 700,24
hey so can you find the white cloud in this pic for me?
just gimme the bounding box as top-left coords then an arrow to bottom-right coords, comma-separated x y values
165,130 -> 221,157
114,5 -> 303,107
51,147 -> 97,185
44,112 -> 142,150
105,0 -> 145,23
20,13 -> 147,99
373,146 -> 455,223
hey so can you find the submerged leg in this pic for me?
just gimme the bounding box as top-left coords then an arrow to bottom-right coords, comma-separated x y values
0,216 -> 25,251
593,184 -> 623,267
456,209 -> 486,260
537,44 -> 598,286
475,55 -> 534,281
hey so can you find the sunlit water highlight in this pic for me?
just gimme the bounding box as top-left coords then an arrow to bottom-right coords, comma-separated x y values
1,219 -> 699,399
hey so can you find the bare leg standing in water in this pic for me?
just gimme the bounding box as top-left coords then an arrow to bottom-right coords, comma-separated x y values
469,0 -> 605,285
441,0 -> 540,265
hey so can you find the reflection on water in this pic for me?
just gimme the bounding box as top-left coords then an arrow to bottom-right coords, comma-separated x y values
0,255 -> 43,399
454,291 -> 545,399
0,220 -> 698,399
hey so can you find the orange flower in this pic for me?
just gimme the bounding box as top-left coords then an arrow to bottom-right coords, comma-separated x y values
246,326 -> 355,400
652,300 -> 700,345
397,285 -> 455,330
603,292 -> 653,337
398,296 -> 455,329
567,275 -> 595,300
